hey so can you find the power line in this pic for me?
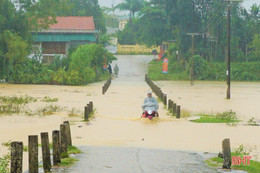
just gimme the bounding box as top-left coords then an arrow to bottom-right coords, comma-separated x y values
198,3 -> 227,34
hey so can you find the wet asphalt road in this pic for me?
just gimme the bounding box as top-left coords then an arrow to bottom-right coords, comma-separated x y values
52,146 -> 221,173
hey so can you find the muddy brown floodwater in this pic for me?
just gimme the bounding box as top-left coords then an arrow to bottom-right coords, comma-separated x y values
0,55 -> 259,172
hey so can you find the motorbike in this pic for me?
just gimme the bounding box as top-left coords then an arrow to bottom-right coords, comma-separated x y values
142,109 -> 159,120
142,102 -> 159,120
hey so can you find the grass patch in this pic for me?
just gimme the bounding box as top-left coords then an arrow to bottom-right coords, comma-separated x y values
59,157 -> 79,167
68,145 -> 82,154
36,104 -> 62,116
247,117 -> 259,126
68,108 -> 82,117
58,145 -> 81,167
206,145 -> 259,173
0,95 -> 37,114
87,108 -> 96,120
148,60 -> 189,81
206,154 -> 260,173
0,95 -> 63,116
23,145 -> 28,152
98,72 -> 111,82
73,89 -> 82,93
41,96 -> 59,102
181,109 -> 191,118
2,141 -> 11,148
0,155 -> 10,173
192,110 -> 240,124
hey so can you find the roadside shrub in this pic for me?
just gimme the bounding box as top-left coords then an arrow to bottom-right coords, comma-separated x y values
189,55 -> 215,80
215,110 -> 238,122
0,155 -> 9,173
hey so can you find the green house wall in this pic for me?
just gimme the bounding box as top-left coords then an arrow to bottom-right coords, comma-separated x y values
32,33 -> 96,42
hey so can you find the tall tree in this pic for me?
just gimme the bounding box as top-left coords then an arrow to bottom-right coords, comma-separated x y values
63,0 -> 106,33
115,0 -> 145,19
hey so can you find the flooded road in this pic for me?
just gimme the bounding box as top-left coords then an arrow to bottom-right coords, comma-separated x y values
0,55 -> 260,172
156,80 -> 260,121
54,146 -> 219,173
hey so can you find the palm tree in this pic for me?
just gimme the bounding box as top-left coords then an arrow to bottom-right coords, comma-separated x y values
115,0 -> 144,19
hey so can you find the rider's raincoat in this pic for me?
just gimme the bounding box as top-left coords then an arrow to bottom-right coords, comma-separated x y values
142,96 -> 159,112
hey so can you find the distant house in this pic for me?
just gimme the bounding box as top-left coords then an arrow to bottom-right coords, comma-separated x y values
32,16 -> 97,63
119,19 -> 128,31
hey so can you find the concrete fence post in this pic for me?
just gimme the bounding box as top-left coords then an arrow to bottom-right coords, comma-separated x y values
172,103 -> 177,115
52,130 -> 61,165
176,105 -> 181,119
84,106 -> 89,121
41,132 -> 51,172
222,138 -> 231,169
29,135 -> 38,173
63,121 -> 72,146
10,142 -> 23,173
60,124 -> 68,157
163,94 -> 167,106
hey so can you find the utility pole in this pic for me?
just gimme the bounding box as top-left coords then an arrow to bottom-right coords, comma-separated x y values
187,33 -> 200,85
226,0 -> 231,99
225,0 -> 242,99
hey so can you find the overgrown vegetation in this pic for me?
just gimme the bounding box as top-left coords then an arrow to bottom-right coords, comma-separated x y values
0,95 -> 65,116
8,44 -> 116,85
68,145 -> 82,154
0,95 -> 37,114
192,110 -> 239,124
87,108 -> 96,120
0,155 -> 10,173
59,157 -> 79,167
118,1 -> 260,64
206,145 -> 260,173
68,108 -> 82,117
148,57 -> 260,81
247,117 -> 259,126
0,0 -> 114,85
59,145 -> 81,166
41,96 -> 59,103
36,104 -> 62,116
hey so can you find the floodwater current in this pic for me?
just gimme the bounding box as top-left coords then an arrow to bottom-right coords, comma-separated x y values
0,55 -> 259,172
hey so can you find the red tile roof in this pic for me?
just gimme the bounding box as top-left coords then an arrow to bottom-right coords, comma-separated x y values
49,16 -> 96,30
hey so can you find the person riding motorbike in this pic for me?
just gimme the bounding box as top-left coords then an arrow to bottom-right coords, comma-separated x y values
142,91 -> 159,118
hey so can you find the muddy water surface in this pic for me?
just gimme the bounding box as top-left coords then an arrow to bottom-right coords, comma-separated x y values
0,55 -> 260,172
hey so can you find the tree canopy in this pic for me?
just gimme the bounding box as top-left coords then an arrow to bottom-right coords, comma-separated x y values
118,0 -> 260,62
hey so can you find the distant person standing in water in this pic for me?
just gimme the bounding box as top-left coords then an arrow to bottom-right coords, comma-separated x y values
107,64 -> 112,74
114,64 -> 119,77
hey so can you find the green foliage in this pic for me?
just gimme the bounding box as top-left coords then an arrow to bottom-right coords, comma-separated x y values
59,157 -> 79,166
117,19 -> 140,45
36,104 -> 62,116
68,145 -> 82,154
247,117 -> 258,126
59,145 -> 81,166
206,145 -> 260,173
0,95 -> 37,114
148,58 -> 260,81
248,34 -> 260,62
6,43 -> 116,85
103,13 -> 119,28
115,0 -> 145,19
148,60 -> 189,81
41,96 -> 59,103
60,152 -> 69,159
192,110 -> 239,124
68,108 -> 82,117
0,155 -> 10,173
117,1 -> 259,64
63,0 -> 106,33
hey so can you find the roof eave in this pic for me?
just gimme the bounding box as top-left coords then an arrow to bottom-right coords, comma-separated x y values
33,29 -> 97,34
